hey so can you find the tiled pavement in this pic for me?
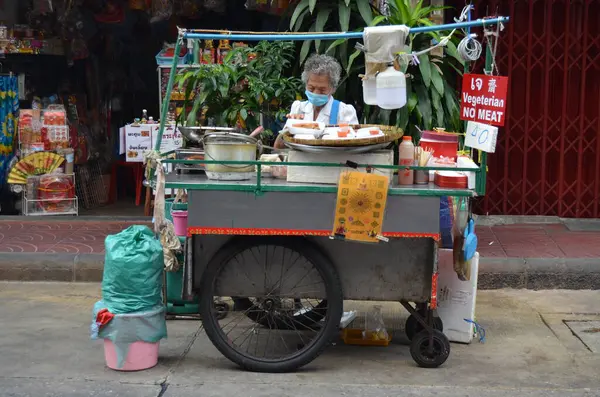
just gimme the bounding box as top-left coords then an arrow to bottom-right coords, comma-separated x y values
0,219 -> 599,258
0,219 -> 599,288
476,223 -> 600,259
0,220 -> 151,254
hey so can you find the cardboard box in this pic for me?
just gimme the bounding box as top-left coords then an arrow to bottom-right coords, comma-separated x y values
436,249 -> 479,344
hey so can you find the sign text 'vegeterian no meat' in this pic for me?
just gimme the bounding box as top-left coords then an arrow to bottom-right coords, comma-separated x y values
460,74 -> 509,127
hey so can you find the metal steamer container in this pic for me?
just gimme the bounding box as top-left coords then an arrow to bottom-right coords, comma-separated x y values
202,132 -> 258,181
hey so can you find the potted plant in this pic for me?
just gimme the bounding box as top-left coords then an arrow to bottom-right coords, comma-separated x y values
176,41 -> 303,143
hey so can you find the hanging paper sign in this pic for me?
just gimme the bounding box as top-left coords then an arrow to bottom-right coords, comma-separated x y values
464,121 -> 498,153
332,171 -> 389,243
125,125 -> 152,162
460,74 -> 509,126
152,125 -> 183,152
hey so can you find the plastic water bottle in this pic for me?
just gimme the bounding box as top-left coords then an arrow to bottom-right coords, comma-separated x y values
398,136 -> 415,185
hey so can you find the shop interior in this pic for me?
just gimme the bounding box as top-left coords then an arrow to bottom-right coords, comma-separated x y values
0,0 -> 287,217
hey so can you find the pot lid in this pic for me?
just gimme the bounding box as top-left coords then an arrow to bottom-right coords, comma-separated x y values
203,131 -> 258,145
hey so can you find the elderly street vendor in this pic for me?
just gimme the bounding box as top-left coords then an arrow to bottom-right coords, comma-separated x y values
274,54 -> 359,148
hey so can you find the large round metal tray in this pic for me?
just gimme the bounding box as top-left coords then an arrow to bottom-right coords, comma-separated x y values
281,124 -> 403,147
283,140 -> 391,154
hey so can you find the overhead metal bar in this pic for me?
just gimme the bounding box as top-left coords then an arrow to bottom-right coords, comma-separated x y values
181,17 -> 509,41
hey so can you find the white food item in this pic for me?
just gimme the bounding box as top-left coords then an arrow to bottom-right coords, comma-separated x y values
322,128 -> 357,139
356,127 -> 383,138
258,154 -> 281,174
294,134 -> 317,140
285,119 -> 325,136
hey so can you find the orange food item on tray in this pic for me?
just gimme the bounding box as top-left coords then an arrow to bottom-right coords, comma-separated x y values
293,122 -> 320,129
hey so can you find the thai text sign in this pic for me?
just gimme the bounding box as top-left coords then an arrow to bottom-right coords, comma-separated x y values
460,74 -> 509,126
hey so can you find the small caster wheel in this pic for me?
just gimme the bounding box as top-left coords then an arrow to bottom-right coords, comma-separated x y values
213,301 -> 230,320
410,329 -> 450,368
405,315 -> 443,341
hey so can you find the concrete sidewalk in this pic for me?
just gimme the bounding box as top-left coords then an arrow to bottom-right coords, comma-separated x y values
1,282 -> 599,396
0,217 -> 599,289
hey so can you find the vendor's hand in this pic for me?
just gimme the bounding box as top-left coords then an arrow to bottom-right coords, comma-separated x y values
286,114 -> 304,120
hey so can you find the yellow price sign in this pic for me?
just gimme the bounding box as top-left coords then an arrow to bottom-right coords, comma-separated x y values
332,170 -> 389,243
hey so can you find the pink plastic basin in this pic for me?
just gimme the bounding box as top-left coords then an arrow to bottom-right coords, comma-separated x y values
104,340 -> 159,371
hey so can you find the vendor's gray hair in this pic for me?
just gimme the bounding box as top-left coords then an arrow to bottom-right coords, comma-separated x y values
301,54 -> 342,90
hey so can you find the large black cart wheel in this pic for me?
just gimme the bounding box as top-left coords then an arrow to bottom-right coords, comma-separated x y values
409,329 -> 450,368
405,314 -> 443,341
199,237 -> 343,373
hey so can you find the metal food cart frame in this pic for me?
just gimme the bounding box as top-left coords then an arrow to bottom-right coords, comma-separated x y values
151,13 -> 509,373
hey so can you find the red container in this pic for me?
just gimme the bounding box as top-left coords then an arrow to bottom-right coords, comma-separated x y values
419,130 -> 459,161
434,171 -> 468,189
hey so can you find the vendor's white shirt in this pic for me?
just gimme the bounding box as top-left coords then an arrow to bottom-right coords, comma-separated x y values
289,96 -> 359,124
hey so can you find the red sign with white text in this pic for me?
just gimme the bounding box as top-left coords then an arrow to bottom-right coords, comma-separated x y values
460,74 -> 509,126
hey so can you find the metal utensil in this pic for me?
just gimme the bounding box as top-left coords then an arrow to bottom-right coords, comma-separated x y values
178,126 -> 240,144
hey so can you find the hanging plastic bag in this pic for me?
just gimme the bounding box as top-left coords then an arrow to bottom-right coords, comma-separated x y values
102,225 -> 164,314
151,160 -> 182,272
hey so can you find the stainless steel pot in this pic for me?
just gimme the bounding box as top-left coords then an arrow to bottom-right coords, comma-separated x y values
202,132 -> 258,180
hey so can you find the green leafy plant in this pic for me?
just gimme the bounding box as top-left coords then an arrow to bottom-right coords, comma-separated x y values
176,41 -> 303,133
288,0 -> 376,100
289,0 -> 374,64
363,0 -> 465,136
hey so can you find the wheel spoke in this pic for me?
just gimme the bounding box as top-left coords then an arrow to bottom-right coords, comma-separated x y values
215,266 -> 322,357
202,239 -> 342,371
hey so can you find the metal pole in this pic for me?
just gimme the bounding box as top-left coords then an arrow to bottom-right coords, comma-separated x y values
182,17 -> 509,41
477,42 -> 494,196
155,36 -> 183,152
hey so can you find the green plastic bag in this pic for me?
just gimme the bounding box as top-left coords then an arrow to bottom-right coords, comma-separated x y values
102,225 -> 164,314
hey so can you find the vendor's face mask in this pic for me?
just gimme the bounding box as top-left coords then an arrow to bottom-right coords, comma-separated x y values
305,90 -> 329,107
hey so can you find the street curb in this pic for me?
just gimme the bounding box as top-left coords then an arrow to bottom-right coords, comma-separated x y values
0,253 -> 104,282
0,253 -> 599,289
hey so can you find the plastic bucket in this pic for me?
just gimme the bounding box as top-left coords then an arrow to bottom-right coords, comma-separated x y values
420,131 -> 459,162
104,340 -> 159,371
165,199 -> 187,222
171,210 -> 188,236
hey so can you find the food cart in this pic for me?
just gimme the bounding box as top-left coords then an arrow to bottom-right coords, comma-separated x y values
150,15 -> 509,373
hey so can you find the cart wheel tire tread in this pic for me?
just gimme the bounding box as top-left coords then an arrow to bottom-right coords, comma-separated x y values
409,329 -> 450,368
405,315 -> 443,341
199,236 -> 343,373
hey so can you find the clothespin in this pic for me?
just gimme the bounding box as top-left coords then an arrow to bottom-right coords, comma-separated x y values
345,160 -> 358,169
410,52 -> 420,65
